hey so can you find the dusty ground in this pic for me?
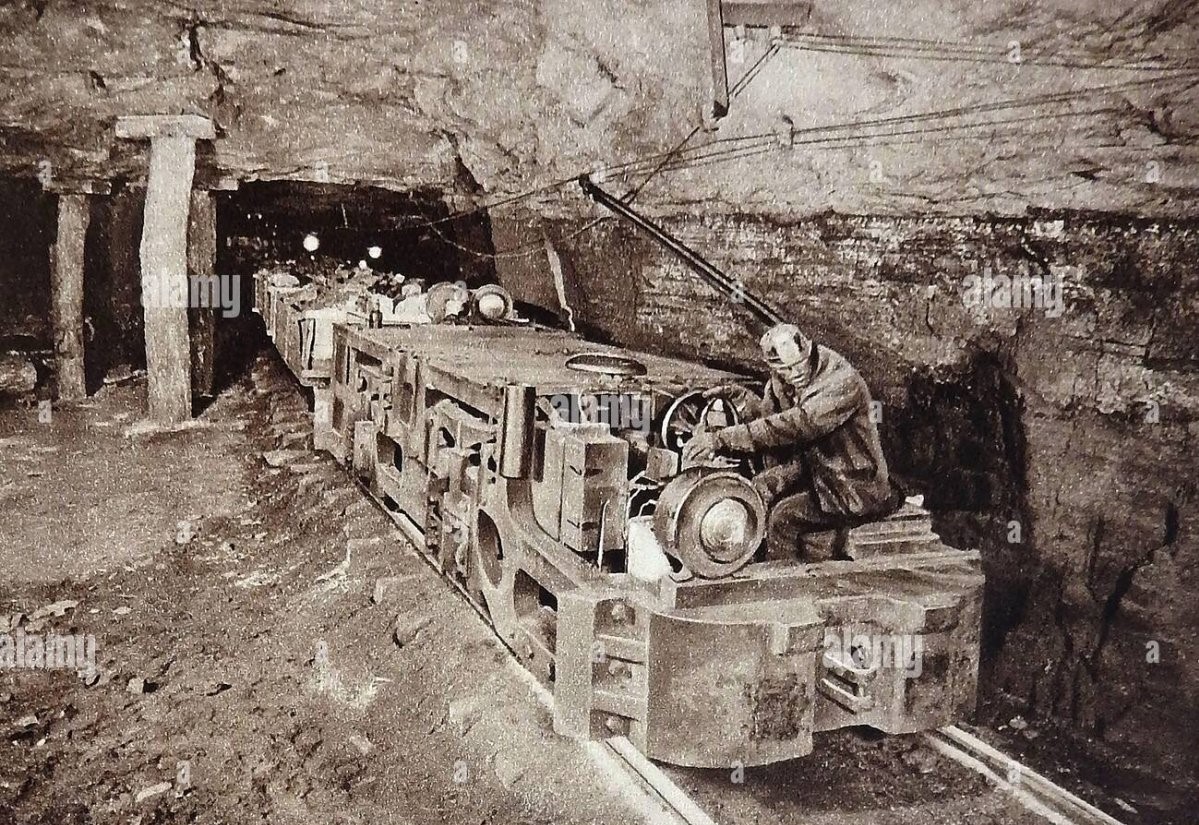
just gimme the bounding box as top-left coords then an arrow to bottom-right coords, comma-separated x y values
0,351 -> 1184,825
0,357 -> 662,825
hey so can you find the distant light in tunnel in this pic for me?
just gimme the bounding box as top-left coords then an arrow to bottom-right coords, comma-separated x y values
302,233 -> 320,252
367,245 -> 382,259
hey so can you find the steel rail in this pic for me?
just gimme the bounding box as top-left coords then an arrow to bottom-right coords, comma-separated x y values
924,726 -> 1128,825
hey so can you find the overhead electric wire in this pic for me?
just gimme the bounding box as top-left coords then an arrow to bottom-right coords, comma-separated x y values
777,30 -> 1199,63
782,106 -> 1124,149
385,131 -> 775,241
779,39 -> 1192,72
390,45 -> 788,258
571,41 -> 784,231
415,72 -> 1196,258
651,144 -> 780,174
730,40 -> 784,97
793,29 -> 1199,56
414,131 -> 778,260
778,38 -> 1194,72
412,134 -> 774,260
599,74 -> 1195,184
593,131 -> 777,175
407,40 -> 1159,253
597,69 -> 1197,183
777,70 -> 1198,140
427,42 -> 787,260
649,109 -> 1124,175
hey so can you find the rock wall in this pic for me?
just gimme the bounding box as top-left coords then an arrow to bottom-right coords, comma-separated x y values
494,210 -> 1199,777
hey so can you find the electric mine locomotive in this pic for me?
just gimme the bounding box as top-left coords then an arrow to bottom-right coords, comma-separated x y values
252,180 -> 984,768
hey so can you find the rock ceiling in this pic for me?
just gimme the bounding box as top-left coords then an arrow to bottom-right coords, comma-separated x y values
1,0 -> 1196,217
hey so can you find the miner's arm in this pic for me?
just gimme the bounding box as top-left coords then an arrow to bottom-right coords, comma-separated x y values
712,368 -> 864,456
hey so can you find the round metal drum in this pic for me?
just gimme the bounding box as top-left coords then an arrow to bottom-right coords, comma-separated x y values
425,282 -> 470,323
472,283 -> 516,320
565,352 -> 648,376
653,468 -> 766,578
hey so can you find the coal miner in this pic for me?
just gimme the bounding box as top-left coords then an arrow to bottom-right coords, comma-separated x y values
683,323 -> 895,560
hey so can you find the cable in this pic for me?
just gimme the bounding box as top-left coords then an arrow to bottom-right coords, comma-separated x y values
386,79 -> 783,240
384,130 -> 777,244
602,59 -> 1196,183
778,38 -> 1193,72
623,43 -> 783,197
730,40 -> 784,97
650,110 -> 1122,174
429,43 -> 788,259
585,131 -> 776,181
786,106 -> 1123,148
778,70 -> 1199,140
560,42 -> 786,242
777,30 -> 1199,62
653,144 -> 781,174
414,69 -> 1194,259
318,43 -> 1197,260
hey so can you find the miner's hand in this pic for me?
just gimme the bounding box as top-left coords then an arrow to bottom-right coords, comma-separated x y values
682,431 -> 718,462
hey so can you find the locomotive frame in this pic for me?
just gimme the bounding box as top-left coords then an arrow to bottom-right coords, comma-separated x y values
254,273 -> 984,769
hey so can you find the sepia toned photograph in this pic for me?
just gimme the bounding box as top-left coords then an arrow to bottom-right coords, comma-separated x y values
0,1 -> 1195,823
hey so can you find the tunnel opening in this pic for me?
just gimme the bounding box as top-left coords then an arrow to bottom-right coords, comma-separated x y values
218,181 -> 496,288
1,177 -> 503,407
0,178 -> 55,407
214,180 -> 499,396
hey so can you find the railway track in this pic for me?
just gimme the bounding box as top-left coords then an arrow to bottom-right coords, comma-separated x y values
924,726 -> 1127,825
605,737 -> 723,825
361,476 -> 1128,825
610,724 -> 1131,825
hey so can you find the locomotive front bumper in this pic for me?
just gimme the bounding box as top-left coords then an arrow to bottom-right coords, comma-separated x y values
553,551 -> 983,768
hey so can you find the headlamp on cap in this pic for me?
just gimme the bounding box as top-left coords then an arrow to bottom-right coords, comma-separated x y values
760,323 -> 809,369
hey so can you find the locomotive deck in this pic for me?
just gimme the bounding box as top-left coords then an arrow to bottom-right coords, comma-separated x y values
335,323 -> 745,392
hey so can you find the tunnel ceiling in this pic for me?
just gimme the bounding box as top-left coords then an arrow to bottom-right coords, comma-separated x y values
1,0 -> 1197,217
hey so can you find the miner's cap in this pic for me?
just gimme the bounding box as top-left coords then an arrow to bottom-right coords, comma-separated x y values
760,323 -> 809,367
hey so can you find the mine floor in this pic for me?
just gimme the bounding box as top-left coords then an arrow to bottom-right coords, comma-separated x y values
0,351 -> 1184,824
